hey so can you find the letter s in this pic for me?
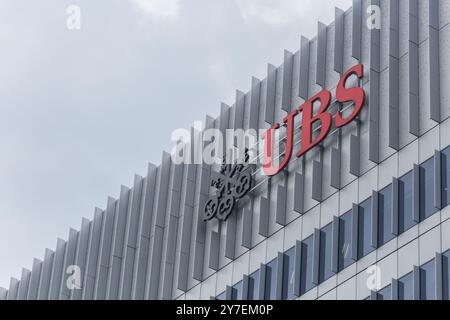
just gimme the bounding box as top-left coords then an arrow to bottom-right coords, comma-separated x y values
335,64 -> 366,128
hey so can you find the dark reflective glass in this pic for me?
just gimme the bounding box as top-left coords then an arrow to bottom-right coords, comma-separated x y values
420,158 -> 438,220
398,272 -> 414,300
282,247 -> 296,300
377,285 -> 392,300
319,223 -> 334,283
420,259 -> 436,300
399,172 -> 415,233
338,211 -> 353,271
443,147 -> 450,206
231,281 -> 243,300
248,270 -> 260,300
265,259 -> 277,300
378,185 -> 394,245
300,236 -> 314,295
358,198 -> 374,259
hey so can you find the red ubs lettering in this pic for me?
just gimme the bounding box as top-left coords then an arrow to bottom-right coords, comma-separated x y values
262,64 -> 365,177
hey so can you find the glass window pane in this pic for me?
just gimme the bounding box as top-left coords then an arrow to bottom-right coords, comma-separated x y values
398,272 -> 414,300
338,211 -> 353,271
282,247 -> 295,300
378,185 -> 394,245
264,259 -> 277,300
319,223 -> 334,283
248,270 -> 260,300
443,250 -> 450,300
231,281 -> 243,300
420,158 -> 438,220
377,285 -> 392,300
399,172 -> 415,233
420,260 -> 436,300
300,236 -> 314,295
442,147 -> 450,206
358,198 -> 374,259
216,291 -> 226,300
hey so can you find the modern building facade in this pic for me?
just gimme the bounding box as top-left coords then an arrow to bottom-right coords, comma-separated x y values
1,0 -> 450,301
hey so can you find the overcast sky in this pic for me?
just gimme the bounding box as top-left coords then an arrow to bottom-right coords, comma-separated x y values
0,0 -> 352,289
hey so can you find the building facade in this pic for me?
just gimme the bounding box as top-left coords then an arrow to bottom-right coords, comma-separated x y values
1,0 -> 450,300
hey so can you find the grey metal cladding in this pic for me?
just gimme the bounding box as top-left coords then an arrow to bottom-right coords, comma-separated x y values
312,229 -> 320,285
72,218 -> 92,300
429,26 -> 440,123
7,278 -> 19,300
413,164 -> 420,223
409,0 -> 419,45
312,160 -> 323,201
408,1 -> 420,137
316,22 -> 327,88
352,0 -> 362,60
107,256 -> 122,299
331,217 -> 339,273
99,197 -> 117,269
242,275 -> 249,299
241,208 -> 253,249
391,278 -> 399,300
162,215 -> 180,299
369,70 -> 380,164
413,265 -> 420,300
155,152 -> 172,228
371,191 -> 379,249
351,204 -> 359,261
436,252 -> 443,300
276,252 -> 284,299
234,90 -> 245,131
275,183 -> 287,226
249,77 -> 261,131
140,164 -> 158,238
177,204 -> 194,289
299,36 -> 310,100
370,0 -> 381,73
18,268 -> 31,300
258,264 -> 266,300
281,50 -> 294,112
435,150 -> 442,209
389,56 -> 400,150
126,175 -> 144,248
293,240 -> 302,297
119,247 -> 136,300
113,186 -> 131,258
148,226 -> 164,298
265,64 -> 277,124
389,0 -> 400,59
86,209 -> 104,281
49,238 -> 66,300
132,236 -> 150,298
334,7 -> 345,74
330,147 -> 341,189
60,228 -> 79,299
350,134 -> 360,176
225,214 -> 237,260
27,258 -> 42,300
293,172 -> 304,213
392,178 -> 399,236
429,0 -> 440,30
37,248 -> 54,300
208,231 -> 220,271
258,197 -> 270,238
225,286 -> 233,300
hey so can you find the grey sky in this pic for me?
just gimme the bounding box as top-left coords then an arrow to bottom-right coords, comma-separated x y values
0,0 -> 351,288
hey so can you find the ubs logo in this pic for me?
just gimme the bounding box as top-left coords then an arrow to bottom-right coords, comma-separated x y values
204,149 -> 253,222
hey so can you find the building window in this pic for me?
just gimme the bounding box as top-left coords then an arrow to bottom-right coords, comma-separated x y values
358,198 -> 374,259
443,250 -> 450,300
442,147 -> 450,206
319,223 -> 334,283
378,185 -> 394,246
420,259 -> 436,300
377,285 -> 392,300
338,211 -> 353,271
398,272 -> 414,300
282,247 -> 296,300
248,270 -> 260,300
420,158 -> 438,221
399,172 -> 415,233
216,291 -> 226,300
264,259 -> 277,300
231,281 -> 243,300
300,236 -> 314,295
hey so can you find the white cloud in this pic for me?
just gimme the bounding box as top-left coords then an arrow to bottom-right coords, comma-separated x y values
130,0 -> 180,20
